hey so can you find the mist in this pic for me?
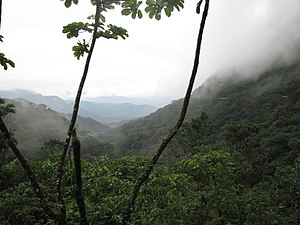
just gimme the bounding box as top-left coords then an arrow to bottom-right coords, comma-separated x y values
198,0 -> 300,81
1,0 -> 300,98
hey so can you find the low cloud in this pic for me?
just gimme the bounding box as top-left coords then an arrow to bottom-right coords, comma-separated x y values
200,0 -> 300,80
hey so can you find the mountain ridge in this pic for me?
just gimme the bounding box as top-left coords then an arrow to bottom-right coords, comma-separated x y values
0,89 -> 158,124
102,62 -> 300,156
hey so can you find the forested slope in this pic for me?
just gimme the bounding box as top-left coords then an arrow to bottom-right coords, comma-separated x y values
1,62 -> 299,224
3,99 -> 114,160
106,62 -> 300,158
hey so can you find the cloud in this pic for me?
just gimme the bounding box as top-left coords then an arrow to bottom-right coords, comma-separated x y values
198,0 -> 300,80
1,0 -> 299,99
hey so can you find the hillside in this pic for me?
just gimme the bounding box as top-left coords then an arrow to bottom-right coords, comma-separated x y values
3,99 -> 114,160
104,62 -> 300,157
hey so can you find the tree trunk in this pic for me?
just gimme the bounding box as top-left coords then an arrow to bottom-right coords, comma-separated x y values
56,0 -> 102,220
122,1 -> 211,224
72,129 -> 88,225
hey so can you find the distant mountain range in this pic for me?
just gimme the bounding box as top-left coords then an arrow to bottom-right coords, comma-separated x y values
2,62 -> 299,160
0,89 -> 158,124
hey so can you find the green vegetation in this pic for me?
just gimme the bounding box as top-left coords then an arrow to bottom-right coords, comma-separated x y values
1,149 -> 299,224
1,0 -> 299,224
108,62 -> 300,159
1,61 -> 299,224
0,35 -> 15,70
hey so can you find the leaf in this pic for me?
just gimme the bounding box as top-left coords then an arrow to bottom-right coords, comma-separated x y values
121,0 -> 143,19
155,13 -> 161,20
73,0 -> 79,4
7,60 -> 15,68
138,10 -> 143,19
164,8 -> 171,17
121,9 -> 131,16
0,52 -> 15,70
100,14 -> 106,23
64,0 -> 72,8
72,39 -> 89,60
131,10 -> 137,19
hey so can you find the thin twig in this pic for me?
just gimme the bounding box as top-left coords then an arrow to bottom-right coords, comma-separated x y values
122,1 -> 211,224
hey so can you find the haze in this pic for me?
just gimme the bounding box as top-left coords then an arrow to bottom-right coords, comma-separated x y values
1,0 -> 299,99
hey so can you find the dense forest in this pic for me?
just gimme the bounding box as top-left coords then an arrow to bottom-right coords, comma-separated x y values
1,61 -> 299,224
1,0 -> 300,224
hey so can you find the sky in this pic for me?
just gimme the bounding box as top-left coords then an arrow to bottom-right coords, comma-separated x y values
1,0 -> 300,100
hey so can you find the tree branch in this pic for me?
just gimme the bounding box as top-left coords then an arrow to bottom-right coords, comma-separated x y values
0,117 -> 59,222
56,0 -> 102,221
0,0 -> 2,30
122,0 -> 211,224
72,129 -> 88,225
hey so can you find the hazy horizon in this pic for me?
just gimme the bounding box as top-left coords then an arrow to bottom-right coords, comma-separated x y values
1,0 -> 300,99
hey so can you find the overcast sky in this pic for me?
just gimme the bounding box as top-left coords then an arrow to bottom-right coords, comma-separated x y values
1,0 -> 300,99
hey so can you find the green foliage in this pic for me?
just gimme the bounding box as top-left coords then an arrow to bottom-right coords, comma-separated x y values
63,0 -> 79,8
145,0 -> 184,19
1,148 -> 300,224
223,122 -> 260,152
176,112 -> 212,154
0,35 -> 15,70
121,0 -> 143,19
98,24 -> 129,40
40,138 -> 64,159
62,22 -> 93,38
0,99 -> 15,167
72,39 -> 90,60
0,98 -> 15,118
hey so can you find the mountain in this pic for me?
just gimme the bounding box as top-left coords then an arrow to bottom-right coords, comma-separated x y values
79,101 -> 157,123
75,116 -> 111,136
84,95 -> 177,108
3,98 -> 114,160
103,62 -> 300,157
0,90 -> 158,124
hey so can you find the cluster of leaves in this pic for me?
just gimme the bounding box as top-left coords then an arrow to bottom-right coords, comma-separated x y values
144,0 -> 184,19
121,0 -> 185,20
64,0 -> 79,8
0,98 -> 15,118
0,35 -> 15,70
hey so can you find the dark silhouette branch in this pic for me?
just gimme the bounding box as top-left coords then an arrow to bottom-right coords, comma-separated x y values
56,0 -> 102,221
72,129 -> 88,225
122,0 -> 211,224
0,0 -> 2,30
0,117 -> 59,222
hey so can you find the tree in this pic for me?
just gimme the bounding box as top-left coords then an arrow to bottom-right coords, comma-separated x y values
1,0 -> 201,224
122,1 -> 211,223
0,0 -> 212,223
40,138 -> 64,159
0,99 -> 15,167
175,112 -> 212,154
